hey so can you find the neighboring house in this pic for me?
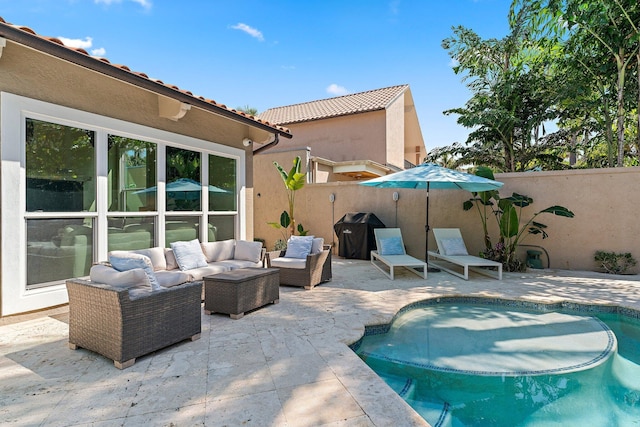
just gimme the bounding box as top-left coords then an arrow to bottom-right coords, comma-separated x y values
0,17 -> 291,316
257,84 -> 426,181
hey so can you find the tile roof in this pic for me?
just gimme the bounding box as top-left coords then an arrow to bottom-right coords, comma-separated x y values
258,84 -> 409,125
0,16 -> 291,137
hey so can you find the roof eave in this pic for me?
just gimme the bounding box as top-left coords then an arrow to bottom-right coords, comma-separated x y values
0,24 -> 291,139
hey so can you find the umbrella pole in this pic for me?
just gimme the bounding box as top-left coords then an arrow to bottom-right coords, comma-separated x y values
425,183 -> 440,273
425,184 -> 429,263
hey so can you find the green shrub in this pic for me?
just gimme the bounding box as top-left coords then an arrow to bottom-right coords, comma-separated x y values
594,251 -> 637,274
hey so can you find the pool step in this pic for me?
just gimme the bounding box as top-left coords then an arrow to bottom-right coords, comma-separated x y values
405,397 -> 452,427
377,372 -> 417,399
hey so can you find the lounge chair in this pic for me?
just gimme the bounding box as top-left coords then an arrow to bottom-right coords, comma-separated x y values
370,228 -> 427,280
428,228 -> 502,280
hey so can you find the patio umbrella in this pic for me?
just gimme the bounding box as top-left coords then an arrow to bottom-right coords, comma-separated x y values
359,163 -> 504,265
134,178 -> 230,200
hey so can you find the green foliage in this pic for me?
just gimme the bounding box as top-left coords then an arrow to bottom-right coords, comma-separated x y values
269,156 -> 308,240
434,0 -> 640,170
464,168 -> 575,271
594,251 -> 637,274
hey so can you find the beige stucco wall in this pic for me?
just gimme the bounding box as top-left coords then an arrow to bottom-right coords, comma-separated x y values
254,156 -> 640,273
385,96 -> 405,169
0,41 -> 264,240
272,111 -> 388,165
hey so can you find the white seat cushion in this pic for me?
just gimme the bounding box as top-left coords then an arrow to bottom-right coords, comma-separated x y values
270,257 -> 307,269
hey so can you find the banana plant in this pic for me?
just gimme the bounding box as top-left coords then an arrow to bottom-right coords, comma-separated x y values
463,167 -> 574,271
267,156 -> 308,239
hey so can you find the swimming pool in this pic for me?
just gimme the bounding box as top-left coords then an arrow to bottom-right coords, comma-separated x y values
351,297 -> 640,426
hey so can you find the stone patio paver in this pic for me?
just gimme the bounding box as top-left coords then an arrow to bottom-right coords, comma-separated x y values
1,258 -> 640,426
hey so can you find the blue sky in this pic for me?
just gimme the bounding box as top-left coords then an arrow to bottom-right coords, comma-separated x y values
1,0 -> 511,151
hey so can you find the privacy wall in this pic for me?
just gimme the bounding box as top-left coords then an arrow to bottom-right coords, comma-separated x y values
255,153 -> 640,273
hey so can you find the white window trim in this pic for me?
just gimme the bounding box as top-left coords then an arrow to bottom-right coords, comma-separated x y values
1,92 -> 246,315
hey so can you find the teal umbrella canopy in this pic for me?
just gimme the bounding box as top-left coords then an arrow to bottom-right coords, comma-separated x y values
359,163 -> 503,192
359,163 -> 503,266
134,178 -> 230,200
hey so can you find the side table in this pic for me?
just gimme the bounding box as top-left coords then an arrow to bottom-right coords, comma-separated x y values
203,268 -> 279,319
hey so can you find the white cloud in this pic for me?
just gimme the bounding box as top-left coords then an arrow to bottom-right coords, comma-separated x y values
94,0 -> 152,10
58,36 -> 93,49
91,47 -> 107,56
326,83 -> 349,96
448,58 -> 459,68
57,36 -> 106,57
230,23 -> 264,41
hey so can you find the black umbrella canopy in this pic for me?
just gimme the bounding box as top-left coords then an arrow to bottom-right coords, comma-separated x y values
360,163 -> 504,262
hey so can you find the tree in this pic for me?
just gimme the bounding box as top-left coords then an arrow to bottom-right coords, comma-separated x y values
439,18 -> 564,172
236,105 -> 259,116
513,0 -> 640,167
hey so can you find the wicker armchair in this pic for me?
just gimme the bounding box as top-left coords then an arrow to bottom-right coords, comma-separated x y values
66,279 -> 202,369
267,245 -> 332,289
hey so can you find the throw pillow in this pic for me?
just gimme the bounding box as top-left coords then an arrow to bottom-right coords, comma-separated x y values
284,235 -> 314,259
89,264 -> 148,288
311,237 -> 325,254
201,239 -> 235,262
132,247 -> 167,271
171,239 -> 208,271
235,240 -> 262,263
440,237 -> 468,256
164,248 -> 179,270
378,237 -> 404,256
108,252 -> 161,291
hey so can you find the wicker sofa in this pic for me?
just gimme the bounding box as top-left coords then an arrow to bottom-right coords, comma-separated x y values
267,241 -> 332,290
66,278 -> 202,369
67,239 -> 265,368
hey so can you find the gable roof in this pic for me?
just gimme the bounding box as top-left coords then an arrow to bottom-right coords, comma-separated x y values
0,16 -> 291,138
259,84 -> 410,125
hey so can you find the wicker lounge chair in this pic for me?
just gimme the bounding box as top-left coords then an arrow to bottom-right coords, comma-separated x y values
267,244 -> 332,289
428,228 -> 502,280
371,228 -> 427,280
66,278 -> 202,369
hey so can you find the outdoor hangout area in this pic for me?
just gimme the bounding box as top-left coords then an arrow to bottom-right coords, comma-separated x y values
2,259 -> 640,426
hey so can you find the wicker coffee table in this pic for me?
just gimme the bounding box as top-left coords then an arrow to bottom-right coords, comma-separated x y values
203,268 -> 279,319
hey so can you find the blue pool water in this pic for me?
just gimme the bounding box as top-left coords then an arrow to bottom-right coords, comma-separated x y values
352,299 -> 640,426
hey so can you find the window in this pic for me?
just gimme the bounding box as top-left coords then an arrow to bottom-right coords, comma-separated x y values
25,119 -> 96,287
107,135 -> 157,212
26,218 -> 94,289
2,93 -> 246,315
209,154 -> 236,211
166,146 -> 201,211
26,119 -> 95,212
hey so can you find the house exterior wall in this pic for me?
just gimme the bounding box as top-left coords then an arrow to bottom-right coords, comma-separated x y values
254,163 -> 640,273
385,95 -> 405,169
276,111 -> 388,165
0,41 -> 263,315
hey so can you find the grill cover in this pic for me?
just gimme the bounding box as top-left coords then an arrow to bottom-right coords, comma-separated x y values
333,212 -> 385,260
